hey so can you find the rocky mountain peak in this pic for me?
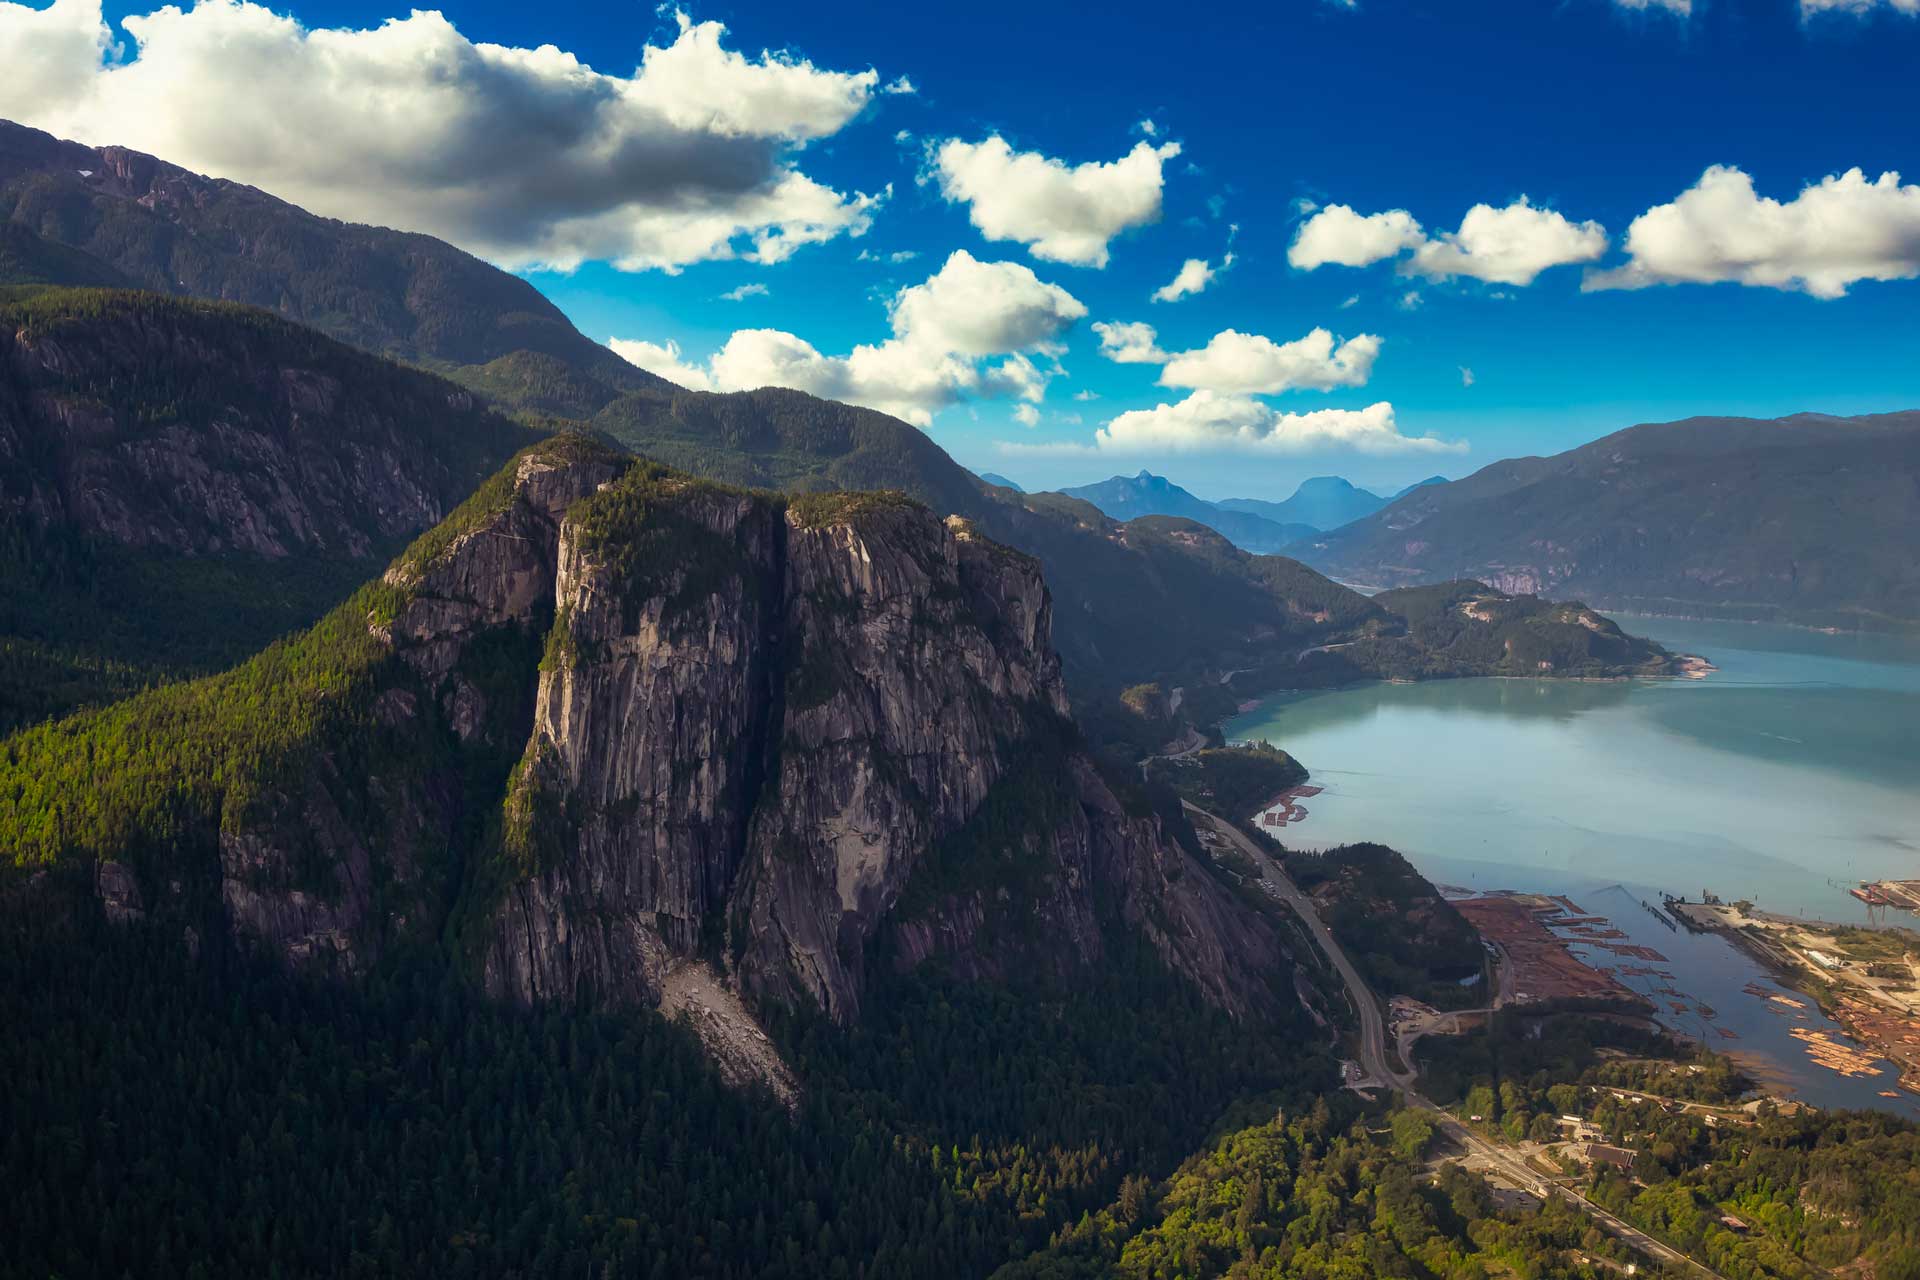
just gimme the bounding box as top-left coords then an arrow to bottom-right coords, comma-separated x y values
4,439 -> 1293,1091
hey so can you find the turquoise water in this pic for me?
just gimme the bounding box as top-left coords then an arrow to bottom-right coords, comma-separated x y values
1224,617 -> 1920,1116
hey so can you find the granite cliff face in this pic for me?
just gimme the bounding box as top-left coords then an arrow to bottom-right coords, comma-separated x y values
476,472 -> 1281,1026
6,441 -> 1290,1089
205,444 -> 628,977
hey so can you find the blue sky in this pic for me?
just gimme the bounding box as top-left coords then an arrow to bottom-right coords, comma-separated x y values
10,0 -> 1920,498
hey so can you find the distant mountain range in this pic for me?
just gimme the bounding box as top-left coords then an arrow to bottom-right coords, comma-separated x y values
1216,475 -> 1447,533
1,120 -> 1410,712
1297,411 -> 1920,630
976,471 -> 1025,492
0,118 -> 1722,741
0,124 -> 1441,722
1052,471 -> 1450,554
1055,471 -> 1318,552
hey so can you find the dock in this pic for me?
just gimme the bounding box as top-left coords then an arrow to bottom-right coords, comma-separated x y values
1855,880 -> 1920,913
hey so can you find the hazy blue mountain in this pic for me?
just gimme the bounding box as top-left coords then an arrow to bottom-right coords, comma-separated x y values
1055,470 -> 1316,552
1220,475 -> 1451,532
977,471 -> 1025,492
1394,475 -> 1449,499
1215,476 -> 1394,532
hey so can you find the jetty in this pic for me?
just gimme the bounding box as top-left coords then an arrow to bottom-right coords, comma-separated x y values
1854,880 -> 1920,913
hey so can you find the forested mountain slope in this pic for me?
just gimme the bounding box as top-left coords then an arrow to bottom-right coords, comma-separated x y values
0,286 -> 535,728
0,120 -> 669,415
0,221 -> 135,288
0,436 -> 1331,1276
1299,411 -> 1920,630
1,437 -> 1295,1047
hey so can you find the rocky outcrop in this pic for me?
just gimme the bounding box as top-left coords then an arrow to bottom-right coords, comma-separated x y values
216,760 -> 435,976
484,480 -> 788,1005
383,447 -> 626,741
206,444 -> 625,974
1074,758 -> 1290,1020
23,440 -> 1290,1072
884,756 -> 1290,1023
470,471 -> 1289,1028
729,508 -> 1070,1019
481,483 -> 1089,1022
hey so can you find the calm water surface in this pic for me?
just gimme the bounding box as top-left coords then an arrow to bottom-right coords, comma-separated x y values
1224,616 -> 1920,1117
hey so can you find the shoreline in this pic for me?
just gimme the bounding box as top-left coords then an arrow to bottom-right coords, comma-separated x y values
1599,604 -> 1920,639
1227,659 -> 1718,721
1326,581 -> 1920,639
1670,902 -> 1920,1097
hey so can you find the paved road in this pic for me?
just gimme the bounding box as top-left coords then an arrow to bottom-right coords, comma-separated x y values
1186,802 -> 1406,1088
1418,1103 -> 1722,1279
1186,801 -> 1725,1280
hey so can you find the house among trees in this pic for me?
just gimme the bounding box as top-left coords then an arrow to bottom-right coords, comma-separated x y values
1556,1115 -> 1600,1142
1582,1142 -> 1636,1172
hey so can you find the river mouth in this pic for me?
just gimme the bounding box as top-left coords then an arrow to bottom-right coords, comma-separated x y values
1225,615 -> 1920,1118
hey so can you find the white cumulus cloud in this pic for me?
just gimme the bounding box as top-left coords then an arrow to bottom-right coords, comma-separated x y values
1151,255 -> 1227,302
1614,0 -> 1691,14
1290,197 -> 1606,286
0,0 -> 891,272
1092,320 -> 1170,365
1800,0 -> 1918,14
931,135 -> 1181,267
1058,316 -> 1433,458
1094,394 -> 1463,456
1410,198 -> 1608,286
1289,205 -> 1425,269
607,337 -> 717,391
1584,165 -> 1920,299
720,283 -> 769,301
608,250 -> 1084,426
1159,328 -> 1382,395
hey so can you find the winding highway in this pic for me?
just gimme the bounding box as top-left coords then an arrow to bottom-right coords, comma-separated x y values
1185,802 -> 1727,1280
1184,801 -> 1404,1089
